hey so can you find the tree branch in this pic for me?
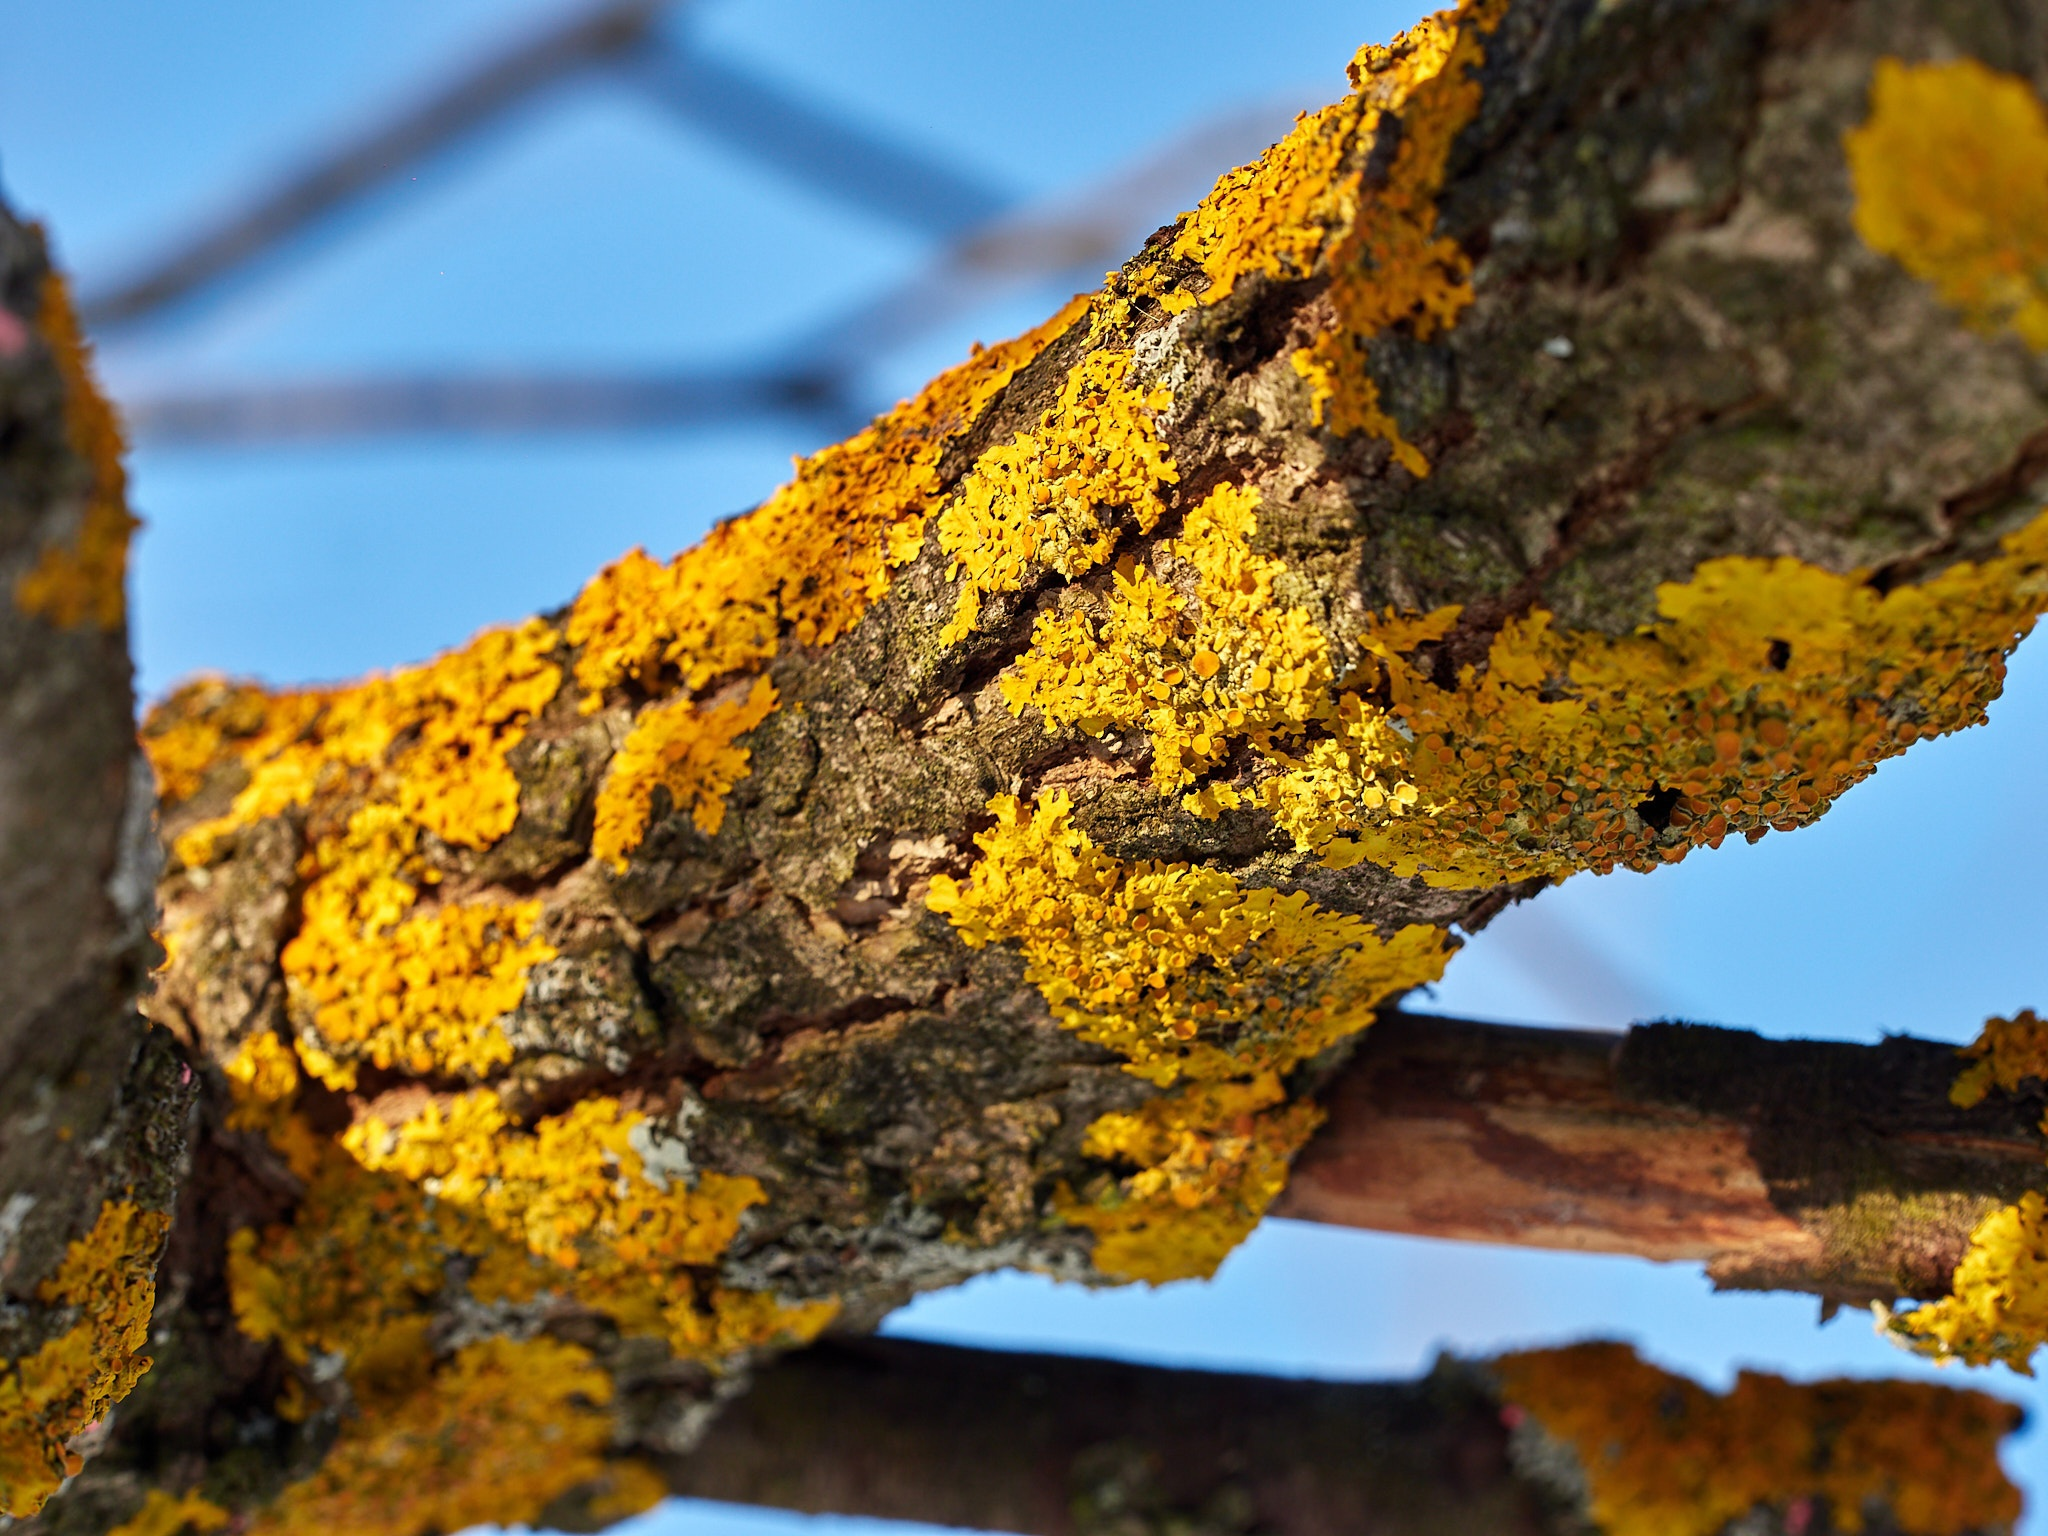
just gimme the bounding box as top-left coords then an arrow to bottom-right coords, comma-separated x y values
570,1335 -> 2021,1536
1286,1012 -> 2048,1301
0,204 -> 191,1520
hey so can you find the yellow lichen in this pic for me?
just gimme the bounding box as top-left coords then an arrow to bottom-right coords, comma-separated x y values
1056,1075 -> 1324,1283
997,485 -> 2048,893
149,616 -> 562,870
1892,1192 -> 2048,1371
1890,1010 -> 2048,1369
1494,1341 -> 2021,1536
0,1201 -> 171,1517
343,1090 -> 763,1277
14,272 -> 137,631
567,294 -> 1093,707
1001,483 -> 1346,801
958,502 -> 2048,1280
1293,0 -> 1506,474
107,1489 -> 231,1536
591,674 -> 778,869
222,1025 -> 833,1504
929,789 -> 1444,1281
248,1336 -> 632,1536
1116,0 -> 1504,475
935,350 -> 1178,644
1271,513 -> 2048,886
928,790 -> 1447,1089
1847,57 -> 2048,350
279,805 -> 553,1088
1950,1008 -> 2048,1109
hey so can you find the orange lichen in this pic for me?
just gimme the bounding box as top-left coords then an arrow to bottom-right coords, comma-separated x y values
248,1336 -> 630,1536
566,293 -> 1093,708
279,805 -> 552,1087
106,1489 -> 232,1536
1951,1008 -> 2048,1108
998,486 -> 2048,893
224,1040 -> 468,1383
1494,1342 -> 2022,1536
592,674 -> 778,869
1271,512 -> 2048,886
1891,1192 -> 2048,1371
929,789 -> 1444,1281
1116,0 -> 1503,474
1847,57 -> 2048,350
935,350 -> 1178,644
14,272 -> 137,630
343,1091 -> 763,1276
1001,483 -> 1343,801
221,1025 -> 834,1529
1056,1075 -> 1323,1283
0,1201 -> 171,1517
148,617 -> 562,870
1293,0 -> 1506,474
928,790 -> 1447,1089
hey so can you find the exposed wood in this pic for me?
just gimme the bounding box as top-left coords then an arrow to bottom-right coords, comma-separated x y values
1284,1013 -> 2048,1301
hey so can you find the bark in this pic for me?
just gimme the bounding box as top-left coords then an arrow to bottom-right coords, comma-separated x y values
641,1337 -> 1557,1536
579,1334 -> 2024,1536
1283,1012 -> 2048,1303
0,202 -> 191,1515
18,0 -> 2048,1527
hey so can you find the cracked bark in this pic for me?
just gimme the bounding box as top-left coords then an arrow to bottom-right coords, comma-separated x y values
13,0 -> 2048,1527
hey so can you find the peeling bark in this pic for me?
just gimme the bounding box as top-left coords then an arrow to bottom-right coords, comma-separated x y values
1284,1012 -> 2048,1302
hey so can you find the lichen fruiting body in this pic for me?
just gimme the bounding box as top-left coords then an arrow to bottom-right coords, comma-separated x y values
1495,1342 -> 2021,1536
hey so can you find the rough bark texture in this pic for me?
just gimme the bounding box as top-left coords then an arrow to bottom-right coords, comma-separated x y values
0,201 -> 191,1516
1283,1012 -> 2048,1302
19,0 -> 2048,1528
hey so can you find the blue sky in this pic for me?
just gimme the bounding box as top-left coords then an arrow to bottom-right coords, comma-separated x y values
7,3 -> 2048,1530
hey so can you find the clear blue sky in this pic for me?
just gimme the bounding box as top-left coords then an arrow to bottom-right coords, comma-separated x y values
7,4 -> 2048,1531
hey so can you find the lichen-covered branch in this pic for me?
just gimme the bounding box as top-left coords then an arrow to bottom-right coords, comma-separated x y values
26,0 -> 2048,1526
619,1336 -> 2019,1536
0,204 -> 191,1517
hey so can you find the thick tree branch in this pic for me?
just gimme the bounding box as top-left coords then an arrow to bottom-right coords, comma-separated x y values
0,203 -> 190,1519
